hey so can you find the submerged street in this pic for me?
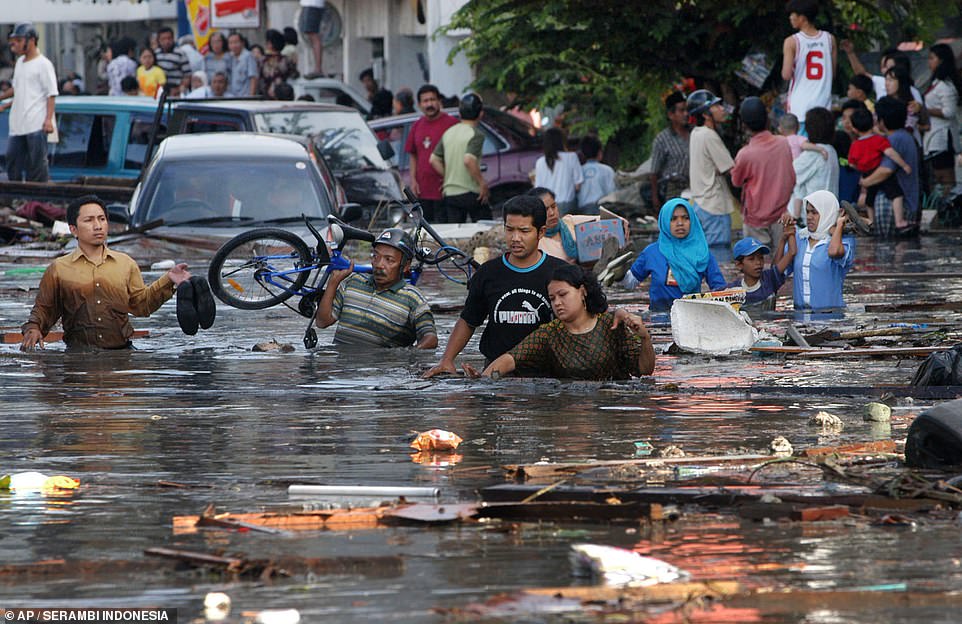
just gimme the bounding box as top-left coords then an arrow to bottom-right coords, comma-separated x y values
2,233 -> 962,623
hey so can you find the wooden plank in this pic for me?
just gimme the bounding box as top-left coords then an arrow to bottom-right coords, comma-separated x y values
750,345 -> 943,358
3,329 -> 150,344
524,581 -> 742,602
502,454 -> 776,481
801,440 -> 897,457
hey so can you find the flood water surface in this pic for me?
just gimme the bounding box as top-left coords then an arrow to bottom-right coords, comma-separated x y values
2,235 -> 962,622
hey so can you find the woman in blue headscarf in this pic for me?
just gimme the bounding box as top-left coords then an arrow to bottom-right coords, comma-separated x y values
621,198 -> 727,311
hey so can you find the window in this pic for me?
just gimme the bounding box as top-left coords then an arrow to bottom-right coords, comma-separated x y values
49,113 -> 115,169
183,114 -> 244,133
125,116 -> 167,170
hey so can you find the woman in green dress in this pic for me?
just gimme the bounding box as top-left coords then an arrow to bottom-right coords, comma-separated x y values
469,264 -> 656,380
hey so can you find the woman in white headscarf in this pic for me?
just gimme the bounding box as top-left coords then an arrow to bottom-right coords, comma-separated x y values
787,190 -> 855,311
185,70 -> 212,99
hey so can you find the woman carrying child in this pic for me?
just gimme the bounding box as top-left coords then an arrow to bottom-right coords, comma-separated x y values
469,265 -> 655,380
621,198 -> 727,311
788,190 -> 855,311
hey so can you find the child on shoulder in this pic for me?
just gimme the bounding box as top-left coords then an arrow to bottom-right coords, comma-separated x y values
778,113 -> 828,161
727,231 -> 797,312
620,198 -> 727,312
848,107 -> 912,228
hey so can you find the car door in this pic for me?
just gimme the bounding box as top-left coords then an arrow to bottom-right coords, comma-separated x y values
48,111 -> 119,181
477,122 -> 506,187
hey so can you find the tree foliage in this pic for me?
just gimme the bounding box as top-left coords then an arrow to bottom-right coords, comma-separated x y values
447,0 -> 957,166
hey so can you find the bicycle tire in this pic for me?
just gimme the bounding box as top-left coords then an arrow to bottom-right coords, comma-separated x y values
208,228 -> 313,310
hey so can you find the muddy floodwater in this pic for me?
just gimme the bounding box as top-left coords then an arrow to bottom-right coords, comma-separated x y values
3,234 -> 962,623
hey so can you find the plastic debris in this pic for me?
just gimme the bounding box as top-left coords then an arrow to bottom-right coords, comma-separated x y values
657,445 -> 685,458
410,429 -> 463,452
150,259 -> 176,271
633,440 -> 654,456
252,339 -> 295,353
863,402 -> 892,422
0,472 -> 80,493
253,610 -> 300,624
769,436 -> 793,456
808,411 -> 844,432
569,544 -> 691,587
203,592 -> 231,621
670,298 -> 758,355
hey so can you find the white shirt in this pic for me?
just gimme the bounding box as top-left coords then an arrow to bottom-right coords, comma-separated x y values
923,79 -> 959,155
9,54 -> 58,136
534,152 -> 584,204
300,0 -> 325,7
689,125 -> 735,215
787,30 -> 834,117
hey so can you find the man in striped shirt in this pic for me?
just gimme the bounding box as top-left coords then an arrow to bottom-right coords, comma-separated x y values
315,228 -> 438,349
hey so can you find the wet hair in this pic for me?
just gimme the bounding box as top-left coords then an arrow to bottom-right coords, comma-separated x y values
416,83 -> 440,102
929,43 -> 962,101
840,98 -> 868,115
67,195 -> 107,226
665,91 -> 686,112
884,65 -> 913,104
804,107 -> 834,144
359,67 -> 374,82
543,127 -> 565,172
120,76 -> 138,93
778,112 -> 799,133
848,74 -> 873,97
265,29 -> 285,53
875,95 -> 907,131
283,26 -> 298,46
273,81 -> 294,101
786,0 -> 818,23
581,135 -> 603,160
850,107 -> 874,133
527,186 -> 555,200
549,264 -> 608,315
503,194 -> 547,229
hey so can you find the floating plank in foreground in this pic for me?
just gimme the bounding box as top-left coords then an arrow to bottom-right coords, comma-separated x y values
502,454 -> 776,481
144,547 -> 403,579
3,329 -> 150,344
750,345 -> 943,358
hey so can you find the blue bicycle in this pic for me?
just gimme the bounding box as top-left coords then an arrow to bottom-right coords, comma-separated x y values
208,194 -> 478,347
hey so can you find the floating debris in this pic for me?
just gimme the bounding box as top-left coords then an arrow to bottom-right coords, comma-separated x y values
770,436 -> 794,456
569,544 -> 691,587
809,411 -> 844,432
863,402 -> 892,422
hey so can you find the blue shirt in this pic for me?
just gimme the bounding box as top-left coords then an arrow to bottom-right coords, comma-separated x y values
578,160 -> 616,210
880,129 -> 920,220
629,242 -> 727,311
227,49 -> 258,97
726,267 -> 786,312
786,233 -> 855,310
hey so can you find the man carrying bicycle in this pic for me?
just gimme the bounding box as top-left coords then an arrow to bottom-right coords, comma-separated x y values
315,227 -> 438,349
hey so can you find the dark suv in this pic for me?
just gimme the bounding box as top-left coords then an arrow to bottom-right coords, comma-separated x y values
367,107 -> 542,206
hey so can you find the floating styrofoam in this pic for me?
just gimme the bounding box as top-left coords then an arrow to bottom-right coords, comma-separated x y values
670,298 -> 758,355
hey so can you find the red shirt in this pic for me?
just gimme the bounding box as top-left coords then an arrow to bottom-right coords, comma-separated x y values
847,133 -> 890,175
404,112 -> 458,200
730,131 -> 796,228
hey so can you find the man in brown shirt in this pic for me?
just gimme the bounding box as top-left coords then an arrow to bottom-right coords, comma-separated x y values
21,195 -> 191,351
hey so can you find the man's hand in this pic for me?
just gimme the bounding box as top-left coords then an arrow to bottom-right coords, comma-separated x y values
329,261 -> 354,285
410,179 -> 420,196
779,212 -> 796,228
43,119 -> 54,134
461,362 -> 482,378
423,358 -> 458,379
840,39 -> 854,54
167,263 -> 192,285
20,328 -> 45,351
908,101 -> 922,114
478,182 -> 490,204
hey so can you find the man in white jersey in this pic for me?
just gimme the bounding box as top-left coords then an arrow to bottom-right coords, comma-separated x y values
0,23 -> 58,182
781,0 -> 836,131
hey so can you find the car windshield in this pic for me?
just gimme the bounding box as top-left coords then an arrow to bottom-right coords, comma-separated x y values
254,111 -> 389,172
143,159 -> 332,225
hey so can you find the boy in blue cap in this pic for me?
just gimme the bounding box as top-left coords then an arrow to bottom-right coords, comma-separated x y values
727,228 -> 797,312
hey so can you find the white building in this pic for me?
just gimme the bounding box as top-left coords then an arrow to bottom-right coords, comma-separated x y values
0,0 -> 474,99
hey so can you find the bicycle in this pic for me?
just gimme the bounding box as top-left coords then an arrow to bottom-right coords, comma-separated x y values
207,190 -> 480,348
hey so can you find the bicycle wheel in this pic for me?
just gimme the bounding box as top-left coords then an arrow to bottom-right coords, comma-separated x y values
208,228 -> 313,310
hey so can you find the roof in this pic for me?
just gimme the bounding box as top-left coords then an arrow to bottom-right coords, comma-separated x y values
153,133 -> 313,161
172,99 -> 354,114
55,95 -> 160,113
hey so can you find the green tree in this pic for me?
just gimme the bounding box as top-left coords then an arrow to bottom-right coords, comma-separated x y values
447,0 -> 956,167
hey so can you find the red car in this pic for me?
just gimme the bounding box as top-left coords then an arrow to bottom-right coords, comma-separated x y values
368,106 -> 542,207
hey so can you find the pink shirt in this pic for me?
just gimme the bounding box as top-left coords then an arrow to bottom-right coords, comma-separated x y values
786,134 -> 805,160
730,131 -> 796,228
404,112 -> 458,200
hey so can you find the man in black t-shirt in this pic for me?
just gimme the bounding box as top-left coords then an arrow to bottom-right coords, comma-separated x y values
424,195 -> 566,377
